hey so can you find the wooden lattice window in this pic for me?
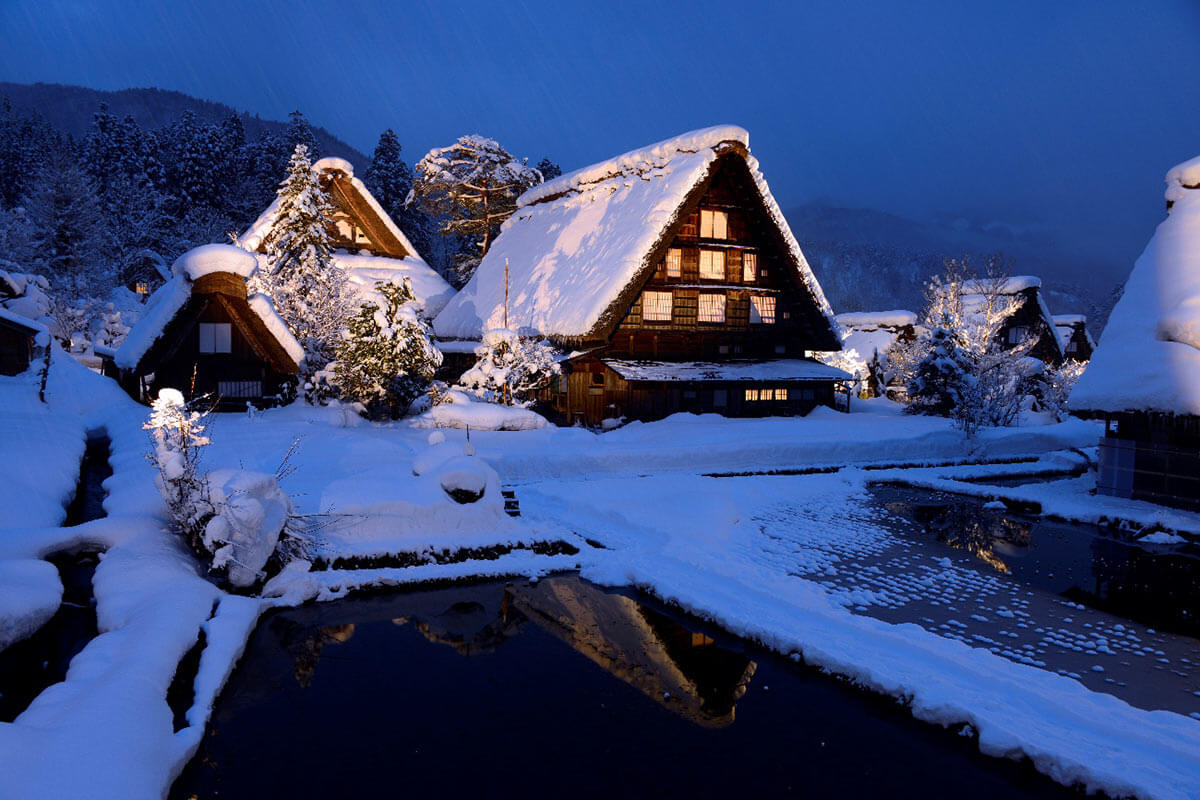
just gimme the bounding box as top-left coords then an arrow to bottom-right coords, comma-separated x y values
198,323 -> 232,354
643,290 -> 673,322
700,209 -> 728,240
698,293 -> 726,324
749,295 -> 776,324
699,249 -> 725,280
665,248 -> 682,278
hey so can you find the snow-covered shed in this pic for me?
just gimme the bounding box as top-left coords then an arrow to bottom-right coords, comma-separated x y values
1053,314 -> 1095,362
1070,156 -> 1200,511
830,310 -> 919,398
0,308 -> 47,377
106,244 -> 303,408
238,157 -> 455,317
434,125 -> 847,425
957,276 -> 1064,366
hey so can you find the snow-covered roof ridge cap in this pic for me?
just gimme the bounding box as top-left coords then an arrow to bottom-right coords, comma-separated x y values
519,124 -> 750,208
1165,154 -> 1200,205
171,243 -> 259,280
313,156 -> 354,177
247,292 -> 305,367
835,310 -> 918,328
959,275 -> 1042,295
1054,314 -> 1087,325
0,306 -> 47,335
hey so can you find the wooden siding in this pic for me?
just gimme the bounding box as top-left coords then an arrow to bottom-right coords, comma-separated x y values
0,324 -> 34,376
1097,412 -> 1200,511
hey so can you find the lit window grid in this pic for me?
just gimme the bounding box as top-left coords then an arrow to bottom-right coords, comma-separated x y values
750,294 -> 776,324
698,292 -> 726,323
699,249 -> 726,280
643,290 -> 673,321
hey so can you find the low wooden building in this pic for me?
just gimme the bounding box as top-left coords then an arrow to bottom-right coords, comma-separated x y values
433,125 -> 849,426
1071,156 -> 1200,511
237,157 -> 455,318
831,310 -> 920,399
958,276 -> 1065,366
107,244 -> 304,409
0,308 -> 46,376
1053,314 -> 1095,362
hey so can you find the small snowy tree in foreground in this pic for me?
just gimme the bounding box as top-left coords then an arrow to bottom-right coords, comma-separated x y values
256,144 -> 353,372
459,328 -> 560,406
144,388 -> 213,548
333,278 -> 442,419
407,136 -> 542,286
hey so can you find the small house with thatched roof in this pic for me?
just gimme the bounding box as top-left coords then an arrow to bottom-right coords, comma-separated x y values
1070,156 -> 1200,511
1053,315 -> 1095,362
237,157 -> 455,317
0,308 -> 47,377
957,276 -> 1065,366
106,244 -> 303,408
831,310 -> 920,399
433,125 -> 849,426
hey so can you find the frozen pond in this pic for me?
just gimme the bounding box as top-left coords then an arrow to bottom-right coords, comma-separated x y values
171,576 -> 1073,798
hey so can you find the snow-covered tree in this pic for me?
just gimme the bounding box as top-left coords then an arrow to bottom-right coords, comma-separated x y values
333,278 -> 442,419
144,388 -> 213,546
459,328 -> 560,406
256,144 -> 353,371
1040,359 -> 1087,421
364,129 -> 434,258
27,149 -> 113,298
907,326 -> 974,417
535,157 -> 562,181
286,110 -> 319,159
407,136 -> 542,286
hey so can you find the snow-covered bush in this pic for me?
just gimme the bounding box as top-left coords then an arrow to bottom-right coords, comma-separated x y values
143,388 -> 213,546
411,389 -> 550,431
458,328 -> 560,406
907,327 -> 974,417
333,278 -> 442,419
144,388 -> 304,591
1041,359 -> 1087,421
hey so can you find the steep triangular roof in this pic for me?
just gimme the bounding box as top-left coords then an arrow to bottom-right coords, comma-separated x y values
958,275 -> 1065,362
115,244 -> 303,373
237,158 -> 455,316
432,125 -> 839,346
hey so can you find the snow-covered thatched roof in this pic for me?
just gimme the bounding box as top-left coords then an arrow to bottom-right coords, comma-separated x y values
1053,314 -> 1094,352
236,157 -> 455,316
1072,157 -> 1200,416
834,310 -> 918,330
956,274 -> 1063,362
115,244 -> 304,371
433,125 -> 838,343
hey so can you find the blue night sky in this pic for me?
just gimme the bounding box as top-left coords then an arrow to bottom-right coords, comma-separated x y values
2,0 -> 1198,278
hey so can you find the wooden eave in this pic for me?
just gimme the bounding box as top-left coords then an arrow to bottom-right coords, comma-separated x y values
324,175 -> 409,259
569,146 -> 841,352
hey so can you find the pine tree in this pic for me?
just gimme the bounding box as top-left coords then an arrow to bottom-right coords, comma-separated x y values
408,135 -> 542,286
286,110 -> 319,159
27,147 -> 111,298
257,144 -> 352,371
333,278 -> 441,419
363,129 -> 435,258
535,158 -> 562,181
906,326 -> 973,417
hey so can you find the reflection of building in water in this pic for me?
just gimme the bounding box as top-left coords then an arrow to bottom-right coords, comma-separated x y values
287,624 -> 356,688
392,593 -> 528,656
898,497 -> 1031,574
506,576 -> 756,727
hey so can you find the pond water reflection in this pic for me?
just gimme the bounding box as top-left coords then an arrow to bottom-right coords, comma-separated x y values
172,576 -> 1070,799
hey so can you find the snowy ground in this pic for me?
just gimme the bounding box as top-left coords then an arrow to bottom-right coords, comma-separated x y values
1,363 -> 1198,799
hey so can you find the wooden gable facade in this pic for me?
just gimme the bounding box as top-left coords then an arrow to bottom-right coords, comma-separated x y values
313,160 -> 413,259
109,271 -> 300,409
1055,317 -> 1094,362
0,311 -> 43,377
1003,285 -> 1064,366
540,148 -> 848,425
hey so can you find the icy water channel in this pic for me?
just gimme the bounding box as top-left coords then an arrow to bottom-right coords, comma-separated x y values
172,575 -> 1076,799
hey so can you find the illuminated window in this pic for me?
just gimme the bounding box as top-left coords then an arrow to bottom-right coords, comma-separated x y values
643,290 -> 673,321
700,209 -> 728,239
698,293 -> 726,323
749,295 -> 777,324
744,388 -> 759,401
198,323 -> 231,354
665,248 -> 682,278
134,281 -> 150,295
1008,325 -> 1030,344
775,388 -> 789,401
743,252 -> 757,281
699,249 -> 725,280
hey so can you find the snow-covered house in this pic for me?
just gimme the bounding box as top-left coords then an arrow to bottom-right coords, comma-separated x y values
433,125 -> 848,426
237,157 -> 455,317
957,276 -> 1064,366
1053,315 -> 1095,362
1070,156 -> 1200,511
0,308 -> 46,376
830,310 -> 919,398
105,244 -> 303,408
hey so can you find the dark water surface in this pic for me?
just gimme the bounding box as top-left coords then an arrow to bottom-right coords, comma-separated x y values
872,484 -> 1200,639
172,576 -> 1076,799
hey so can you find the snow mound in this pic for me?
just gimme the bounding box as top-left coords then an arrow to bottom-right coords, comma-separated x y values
411,391 -> 549,431
0,559 -> 62,651
960,275 -> 1042,295
171,243 -> 259,281
1166,154 -> 1200,204
1072,174 -> 1200,415
204,469 -> 293,589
